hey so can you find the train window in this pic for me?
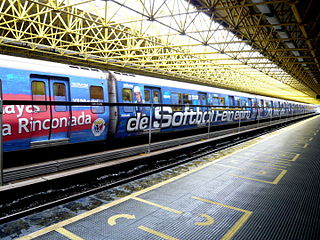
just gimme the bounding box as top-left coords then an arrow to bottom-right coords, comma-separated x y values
144,90 -> 150,102
213,96 -> 225,106
90,86 -> 103,100
228,96 -> 235,107
32,81 -> 47,112
153,91 -> 160,104
122,88 -> 133,102
183,94 -> 192,105
122,88 -> 134,112
260,99 -> 264,109
235,99 -> 241,107
171,92 -> 182,111
90,86 -> 105,114
212,97 -> 220,106
53,83 -> 67,112
265,101 -> 270,108
219,97 -> 225,106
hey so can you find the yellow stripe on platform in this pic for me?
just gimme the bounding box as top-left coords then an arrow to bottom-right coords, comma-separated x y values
55,228 -> 85,240
138,226 -> 179,240
131,196 -> 183,214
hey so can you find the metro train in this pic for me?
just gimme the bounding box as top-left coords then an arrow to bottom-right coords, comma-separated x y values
0,54 -> 316,152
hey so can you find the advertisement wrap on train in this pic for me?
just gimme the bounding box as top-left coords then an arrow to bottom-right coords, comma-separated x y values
0,54 -> 316,152
126,107 -> 252,132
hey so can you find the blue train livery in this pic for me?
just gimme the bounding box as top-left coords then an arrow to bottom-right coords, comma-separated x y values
0,54 -> 316,151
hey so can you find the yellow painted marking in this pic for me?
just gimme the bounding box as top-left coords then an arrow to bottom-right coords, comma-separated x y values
17,116 -> 318,240
303,143 -> 309,149
194,214 -> 215,226
252,159 -> 291,167
309,137 -> 313,141
291,154 -> 300,162
230,170 -> 287,184
192,196 -> 253,240
249,164 -> 284,171
272,170 -> 288,184
131,196 -> 182,214
107,214 -> 136,226
55,228 -> 85,240
257,170 -> 267,175
138,226 -> 179,240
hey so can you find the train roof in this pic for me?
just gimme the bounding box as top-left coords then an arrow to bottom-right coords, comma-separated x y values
0,54 -> 106,79
111,71 -> 312,106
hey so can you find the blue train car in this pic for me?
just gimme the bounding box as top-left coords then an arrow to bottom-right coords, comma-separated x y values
0,55 -> 110,151
112,71 -> 315,139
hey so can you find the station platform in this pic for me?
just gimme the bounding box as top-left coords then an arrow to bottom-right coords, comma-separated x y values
15,115 -> 320,240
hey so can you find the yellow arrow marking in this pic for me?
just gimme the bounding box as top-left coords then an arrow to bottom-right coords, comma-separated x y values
107,214 -> 136,226
194,214 -> 215,226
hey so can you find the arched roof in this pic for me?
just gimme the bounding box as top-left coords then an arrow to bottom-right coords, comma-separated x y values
0,0 -> 319,104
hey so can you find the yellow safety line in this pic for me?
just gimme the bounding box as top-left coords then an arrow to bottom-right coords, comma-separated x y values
192,196 -> 251,213
192,196 -> 253,240
230,170 -> 287,185
138,226 -> 179,240
272,170 -> 288,184
252,159 -> 292,166
55,228 -> 85,240
221,212 -> 253,240
291,154 -> 300,161
248,164 -> 284,171
131,196 -> 183,214
16,115 -> 319,240
303,144 -> 309,148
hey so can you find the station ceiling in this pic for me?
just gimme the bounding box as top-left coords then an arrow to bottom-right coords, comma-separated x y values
0,0 -> 319,104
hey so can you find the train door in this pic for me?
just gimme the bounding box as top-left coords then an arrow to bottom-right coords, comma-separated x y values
144,87 -> 161,105
144,87 -> 161,129
30,75 -> 71,145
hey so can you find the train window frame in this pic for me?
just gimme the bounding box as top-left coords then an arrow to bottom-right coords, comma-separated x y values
144,89 -> 150,102
153,90 -> 160,104
212,96 -> 220,106
171,92 -> 182,111
122,88 -> 134,113
53,82 -> 68,112
183,93 -> 192,105
219,97 -> 226,106
32,81 -> 47,112
90,85 -> 105,114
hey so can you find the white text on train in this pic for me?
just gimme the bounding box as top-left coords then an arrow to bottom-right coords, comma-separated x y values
126,107 -> 251,132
